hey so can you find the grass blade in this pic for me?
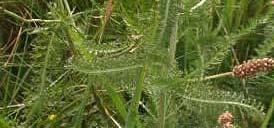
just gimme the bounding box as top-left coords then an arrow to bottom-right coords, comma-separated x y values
102,79 -> 128,122
260,98 -> 274,128
125,66 -> 146,128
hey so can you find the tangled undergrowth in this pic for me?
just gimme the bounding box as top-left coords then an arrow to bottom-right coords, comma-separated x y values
0,0 -> 274,128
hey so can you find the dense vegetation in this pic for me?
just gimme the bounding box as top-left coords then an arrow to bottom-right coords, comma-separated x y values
0,0 -> 274,127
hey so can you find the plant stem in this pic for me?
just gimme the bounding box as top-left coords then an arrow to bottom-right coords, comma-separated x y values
261,98 -> 274,128
190,0 -> 208,12
189,72 -> 233,82
158,92 -> 166,128
0,7 -> 61,23
204,72 -> 233,80
0,103 -> 25,110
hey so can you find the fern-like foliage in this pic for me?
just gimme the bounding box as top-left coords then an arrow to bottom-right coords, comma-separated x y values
1,0 -> 273,127
256,8 -> 274,58
29,0 -> 267,127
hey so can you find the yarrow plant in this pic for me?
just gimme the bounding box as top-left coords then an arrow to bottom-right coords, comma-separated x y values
0,0 -> 273,127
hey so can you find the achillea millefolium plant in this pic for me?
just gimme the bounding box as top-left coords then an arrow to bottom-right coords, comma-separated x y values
0,0 -> 274,128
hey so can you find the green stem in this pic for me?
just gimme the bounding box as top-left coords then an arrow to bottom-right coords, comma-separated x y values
261,98 -> 274,128
158,92 -> 166,128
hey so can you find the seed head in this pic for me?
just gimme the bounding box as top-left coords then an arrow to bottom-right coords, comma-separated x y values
232,58 -> 274,78
218,111 -> 233,128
